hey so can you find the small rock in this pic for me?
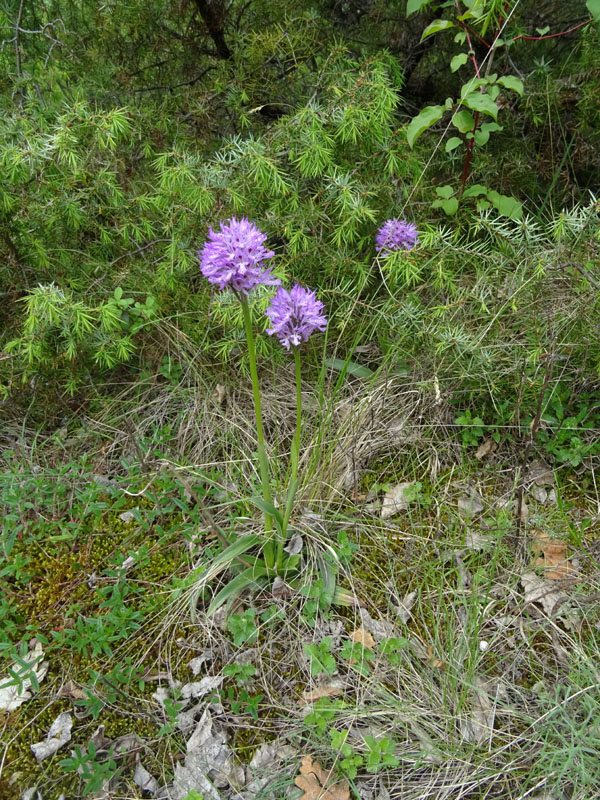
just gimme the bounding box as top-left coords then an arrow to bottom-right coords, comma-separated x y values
475,438 -> 497,460
531,486 -> 548,504
118,509 -> 139,524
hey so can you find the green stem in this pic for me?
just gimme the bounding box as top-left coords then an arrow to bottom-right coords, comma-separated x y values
277,347 -> 302,570
240,299 -> 273,544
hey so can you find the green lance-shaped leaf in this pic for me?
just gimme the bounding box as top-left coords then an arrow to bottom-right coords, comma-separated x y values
324,357 -> 374,379
249,497 -> 285,536
406,105 -> 445,148
421,19 -> 454,41
207,565 -> 271,616
199,534 -> 262,584
496,75 -> 524,96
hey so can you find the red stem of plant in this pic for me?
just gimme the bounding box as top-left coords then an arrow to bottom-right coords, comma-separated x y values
512,19 -> 590,42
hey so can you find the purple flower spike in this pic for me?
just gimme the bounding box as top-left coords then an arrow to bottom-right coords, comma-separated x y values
198,217 -> 279,295
376,218 -> 418,254
265,284 -> 327,350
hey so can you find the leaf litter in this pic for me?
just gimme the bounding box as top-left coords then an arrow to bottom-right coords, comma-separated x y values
0,640 -> 49,711
295,755 -> 350,800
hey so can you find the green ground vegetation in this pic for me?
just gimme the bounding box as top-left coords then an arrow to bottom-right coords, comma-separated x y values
1,1 -> 600,799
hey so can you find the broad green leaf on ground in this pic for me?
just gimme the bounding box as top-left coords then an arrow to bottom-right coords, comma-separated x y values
486,190 -> 523,219
435,185 -> 455,199
462,183 -> 489,198
474,121 -> 503,146
432,197 -> 459,216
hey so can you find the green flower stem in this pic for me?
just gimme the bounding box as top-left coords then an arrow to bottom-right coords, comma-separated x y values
240,299 -> 273,549
276,347 -> 302,570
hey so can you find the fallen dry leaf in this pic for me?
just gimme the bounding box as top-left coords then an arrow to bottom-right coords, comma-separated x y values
381,482 -> 417,519
528,459 -> 554,487
350,628 -> 375,650
457,492 -> 484,516
213,384 -> 226,405
475,437 -> 497,460
391,590 -> 417,624
460,678 -> 494,745
521,573 -> 579,629
295,755 -> 350,800
133,757 -> 160,794
532,531 -> 573,580
299,686 -> 342,704
426,646 -> 445,670
30,712 -> 73,761
59,680 -> 86,701
0,640 -> 49,711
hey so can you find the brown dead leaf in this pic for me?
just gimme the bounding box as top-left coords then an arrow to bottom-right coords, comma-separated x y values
350,628 -> 375,650
532,531 -> 573,580
295,755 -> 350,800
59,680 -> 86,701
520,572 -> 579,629
475,437 -> 497,460
213,384 -> 226,405
299,686 -> 342,704
426,646 -> 445,670
528,459 -> 554,487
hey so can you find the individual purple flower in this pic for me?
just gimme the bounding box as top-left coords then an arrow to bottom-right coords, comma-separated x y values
375,218 -> 418,254
265,284 -> 327,350
198,217 -> 279,295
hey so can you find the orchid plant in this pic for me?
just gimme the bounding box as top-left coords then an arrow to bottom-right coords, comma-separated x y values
191,215 -> 417,615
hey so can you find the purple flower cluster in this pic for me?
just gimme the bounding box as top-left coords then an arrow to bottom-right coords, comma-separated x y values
375,218 -> 418,254
265,284 -> 327,350
198,217 -> 279,295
